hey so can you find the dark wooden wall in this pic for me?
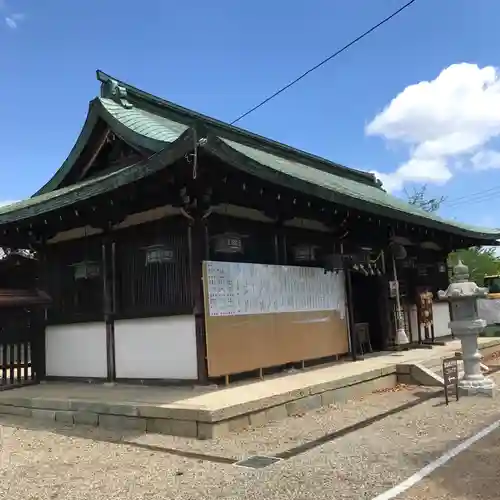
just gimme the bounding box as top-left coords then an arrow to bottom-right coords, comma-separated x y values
46,236 -> 103,324
207,214 -> 337,268
395,249 -> 449,300
113,216 -> 191,319
46,217 -> 192,324
45,211 -> 348,325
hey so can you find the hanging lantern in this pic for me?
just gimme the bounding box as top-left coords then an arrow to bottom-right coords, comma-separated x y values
293,244 -> 318,262
437,262 -> 447,273
144,244 -> 175,265
417,264 -> 429,276
71,261 -> 101,280
389,241 -> 407,260
213,233 -> 244,254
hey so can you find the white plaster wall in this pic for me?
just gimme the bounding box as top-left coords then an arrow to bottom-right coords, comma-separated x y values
409,305 -> 419,342
46,322 -> 107,378
407,302 -> 451,340
478,298 -> 500,325
433,302 -> 451,338
114,316 -> 198,380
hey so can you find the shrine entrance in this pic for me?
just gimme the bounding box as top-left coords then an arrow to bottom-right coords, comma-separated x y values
349,271 -> 387,354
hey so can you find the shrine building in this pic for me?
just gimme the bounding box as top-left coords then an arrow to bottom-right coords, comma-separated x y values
0,70 -> 498,386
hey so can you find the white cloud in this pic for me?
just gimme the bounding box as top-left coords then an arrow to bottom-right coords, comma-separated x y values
366,63 -> 500,192
5,12 -> 24,29
5,16 -> 16,28
471,149 -> 500,170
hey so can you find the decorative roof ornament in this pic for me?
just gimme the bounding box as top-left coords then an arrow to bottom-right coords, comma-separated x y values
453,260 -> 469,282
438,260 -> 488,299
101,78 -> 133,109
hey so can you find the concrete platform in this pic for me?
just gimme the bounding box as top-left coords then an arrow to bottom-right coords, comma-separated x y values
0,338 -> 499,439
396,337 -> 500,385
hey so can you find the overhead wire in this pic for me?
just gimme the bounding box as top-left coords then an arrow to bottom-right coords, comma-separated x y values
230,0 -> 419,125
441,184 -> 500,209
223,0 -> 500,216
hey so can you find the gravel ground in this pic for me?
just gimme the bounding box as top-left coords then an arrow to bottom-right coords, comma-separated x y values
0,373 -> 499,499
401,426 -> 500,499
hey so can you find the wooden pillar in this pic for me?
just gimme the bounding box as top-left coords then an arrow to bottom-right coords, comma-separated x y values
344,263 -> 358,361
102,236 -> 116,382
273,231 -> 280,264
31,307 -> 47,381
188,213 -> 210,384
274,221 -> 287,265
33,245 -> 48,381
377,275 -> 393,350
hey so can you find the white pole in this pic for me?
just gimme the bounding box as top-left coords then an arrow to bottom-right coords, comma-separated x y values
392,253 -> 409,345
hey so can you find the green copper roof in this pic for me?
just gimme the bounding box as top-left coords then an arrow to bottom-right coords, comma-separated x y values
100,98 -> 189,144
209,136 -> 497,237
3,70 -> 499,241
34,98 -> 187,196
0,130 -> 195,224
96,70 -> 379,188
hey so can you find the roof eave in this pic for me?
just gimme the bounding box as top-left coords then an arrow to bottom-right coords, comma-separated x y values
34,99 -> 101,197
202,135 -> 500,242
0,129 -> 197,227
33,98 -> 167,198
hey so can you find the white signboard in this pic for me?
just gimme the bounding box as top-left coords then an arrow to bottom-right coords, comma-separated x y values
205,261 -> 346,318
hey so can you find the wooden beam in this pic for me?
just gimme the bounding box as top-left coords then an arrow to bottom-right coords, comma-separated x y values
78,128 -> 112,182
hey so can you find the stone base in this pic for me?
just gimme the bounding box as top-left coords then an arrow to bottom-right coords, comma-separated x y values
0,373 -> 398,439
458,377 -> 496,398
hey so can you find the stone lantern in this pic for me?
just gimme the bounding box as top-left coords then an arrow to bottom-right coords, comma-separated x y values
438,260 -> 495,396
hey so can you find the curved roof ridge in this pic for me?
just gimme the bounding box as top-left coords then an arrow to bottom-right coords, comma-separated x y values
96,69 -> 381,189
33,97 -> 175,197
33,99 -> 101,197
0,128 -> 197,225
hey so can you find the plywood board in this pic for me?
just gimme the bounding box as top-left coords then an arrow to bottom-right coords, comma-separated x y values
203,261 -> 349,377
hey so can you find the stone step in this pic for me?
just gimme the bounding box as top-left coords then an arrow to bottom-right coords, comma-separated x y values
0,371 -> 399,439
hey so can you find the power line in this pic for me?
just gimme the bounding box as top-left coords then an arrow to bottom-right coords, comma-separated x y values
404,184 -> 500,211
230,0 -> 418,125
442,185 -> 500,209
443,184 -> 500,204
446,193 -> 500,210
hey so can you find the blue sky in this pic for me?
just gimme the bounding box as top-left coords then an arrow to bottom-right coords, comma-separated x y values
1,0 -> 500,228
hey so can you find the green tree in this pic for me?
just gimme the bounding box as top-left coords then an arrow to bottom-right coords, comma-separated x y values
451,247 -> 500,285
406,184 -> 500,285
